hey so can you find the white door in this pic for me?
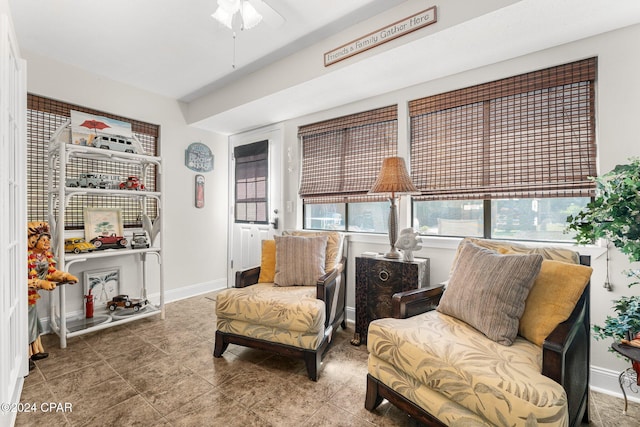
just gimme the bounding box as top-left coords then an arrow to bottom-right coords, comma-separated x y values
228,126 -> 282,287
0,13 -> 28,427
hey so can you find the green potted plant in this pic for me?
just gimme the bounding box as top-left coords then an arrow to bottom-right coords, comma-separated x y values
566,157 -> 640,342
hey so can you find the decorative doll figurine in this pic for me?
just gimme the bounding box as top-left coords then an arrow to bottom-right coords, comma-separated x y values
395,228 -> 422,261
27,222 -> 78,368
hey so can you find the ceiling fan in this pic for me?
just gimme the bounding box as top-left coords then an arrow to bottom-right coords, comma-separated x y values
212,0 -> 285,30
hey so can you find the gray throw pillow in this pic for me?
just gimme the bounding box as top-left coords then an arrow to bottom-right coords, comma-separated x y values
274,235 -> 328,286
437,241 -> 543,345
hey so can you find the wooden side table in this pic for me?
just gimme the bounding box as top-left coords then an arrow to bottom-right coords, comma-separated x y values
611,342 -> 640,414
351,255 -> 429,346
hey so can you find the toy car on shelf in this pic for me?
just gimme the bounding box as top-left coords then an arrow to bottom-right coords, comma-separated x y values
90,233 -> 128,249
131,232 -> 150,249
119,176 -> 145,191
65,173 -> 110,189
107,294 -> 149,312
91,134 -> 139,154
64,237 -> 96,253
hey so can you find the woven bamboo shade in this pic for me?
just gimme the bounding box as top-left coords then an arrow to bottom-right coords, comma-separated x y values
409,57 -> 597,201
298,105 -> 398,204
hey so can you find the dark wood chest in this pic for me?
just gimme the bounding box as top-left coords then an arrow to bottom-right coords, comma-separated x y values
352,255 -> 429,345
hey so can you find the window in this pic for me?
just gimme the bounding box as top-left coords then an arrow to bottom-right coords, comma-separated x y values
410,58 -> 597,242
27,95 -> 159,229
234,140 -> 268,223
299,106 -> 398,232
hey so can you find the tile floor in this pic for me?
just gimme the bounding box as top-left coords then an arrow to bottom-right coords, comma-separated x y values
16,292 -> 640,426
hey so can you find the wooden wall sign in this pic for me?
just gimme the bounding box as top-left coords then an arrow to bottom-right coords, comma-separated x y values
324,6 -> 437,67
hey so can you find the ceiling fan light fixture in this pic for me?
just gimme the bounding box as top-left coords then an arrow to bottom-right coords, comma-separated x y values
212,0 -> 263,30
218,0 -> 241,14
211,6 -> 235,29
241,2 -> 262,29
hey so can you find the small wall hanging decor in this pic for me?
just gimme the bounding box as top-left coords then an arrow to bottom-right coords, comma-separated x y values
195,175 -> 205,208
185,142 -> 214,172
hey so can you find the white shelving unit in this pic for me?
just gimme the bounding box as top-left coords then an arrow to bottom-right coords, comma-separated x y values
47,119 -> 164,348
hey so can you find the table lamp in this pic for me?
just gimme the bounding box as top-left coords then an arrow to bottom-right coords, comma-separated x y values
369,157 -> 419,259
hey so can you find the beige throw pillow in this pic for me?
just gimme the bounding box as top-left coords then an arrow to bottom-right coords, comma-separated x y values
274,235 -> 328,286
437,242 -> 543,346
284,230 -> 343,272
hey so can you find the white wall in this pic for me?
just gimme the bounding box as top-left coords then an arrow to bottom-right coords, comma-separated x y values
280,23 -> 640,399
23,51 -> 229,318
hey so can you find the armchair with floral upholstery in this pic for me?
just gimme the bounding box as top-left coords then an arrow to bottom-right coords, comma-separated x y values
365,238 -> 592,427
214,230 -> 346,381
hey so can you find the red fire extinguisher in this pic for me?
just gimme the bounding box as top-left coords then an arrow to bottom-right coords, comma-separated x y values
85,289 -> 94,319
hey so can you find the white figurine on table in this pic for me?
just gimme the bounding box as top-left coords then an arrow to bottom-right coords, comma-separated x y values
395,228 -> 422,261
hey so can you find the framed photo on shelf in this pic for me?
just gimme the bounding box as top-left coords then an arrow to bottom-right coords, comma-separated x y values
84,268 -> 120,313
83,207 -> 124,241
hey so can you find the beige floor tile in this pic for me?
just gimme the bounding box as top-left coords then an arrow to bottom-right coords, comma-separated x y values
19,294 -> 640,426
44,361 -> 118,397
31,340 -> 103,382
124,357 -> 215,416
305,402 -> 374,427
75,395 -> 169,427
103,341 -> 170,375
15,384 -> 70,427
58,376 -> 138,426
164,388 -> 272,427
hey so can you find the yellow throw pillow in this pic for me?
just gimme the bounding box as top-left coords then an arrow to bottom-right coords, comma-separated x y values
519,259 -> 592,346
257,239 -> 276,283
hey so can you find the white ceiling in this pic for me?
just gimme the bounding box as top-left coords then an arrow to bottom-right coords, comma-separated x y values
9,0 -> 405,101
9,0 -> 640,135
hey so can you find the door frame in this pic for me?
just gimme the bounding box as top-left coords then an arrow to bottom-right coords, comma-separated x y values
227,124 -> 283,287
0,13 -> 28,427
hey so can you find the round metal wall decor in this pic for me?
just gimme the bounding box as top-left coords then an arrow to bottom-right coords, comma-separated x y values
185,142 -> 214,172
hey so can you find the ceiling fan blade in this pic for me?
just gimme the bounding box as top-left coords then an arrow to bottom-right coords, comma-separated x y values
248,0 -> 285,28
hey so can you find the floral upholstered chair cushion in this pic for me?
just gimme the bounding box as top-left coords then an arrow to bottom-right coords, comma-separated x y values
368,310 -> 569,426
216,283 -> 325,350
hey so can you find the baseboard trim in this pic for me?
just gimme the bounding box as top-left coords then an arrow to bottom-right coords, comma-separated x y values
155,278 -> 227,303
590,364 -> 640,403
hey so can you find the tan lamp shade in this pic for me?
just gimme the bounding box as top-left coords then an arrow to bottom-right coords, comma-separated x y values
369,157 -> 419,195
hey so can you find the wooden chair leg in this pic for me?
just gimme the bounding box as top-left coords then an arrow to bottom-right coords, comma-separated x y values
213,330 -> 229,357
303,350 -> 320,381
365,374 -> 384,411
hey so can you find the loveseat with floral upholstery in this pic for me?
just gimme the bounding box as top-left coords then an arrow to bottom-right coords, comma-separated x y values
214,230 -> 346,381
365,238 -> 592,427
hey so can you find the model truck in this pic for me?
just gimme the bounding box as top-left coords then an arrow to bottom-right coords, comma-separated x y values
65,173 -> 120,189
65,173 -> 109,188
